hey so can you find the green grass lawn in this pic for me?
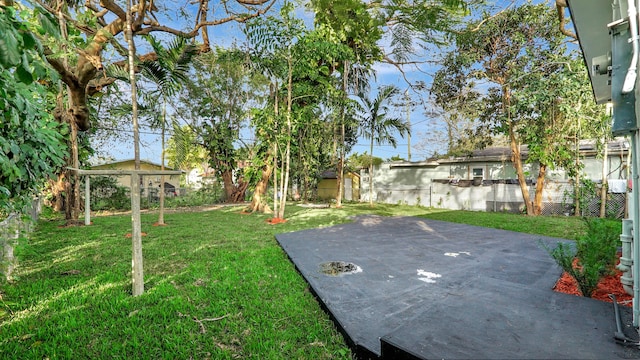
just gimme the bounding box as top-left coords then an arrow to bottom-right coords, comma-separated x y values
0,204 -> 616,359
420,209 -> 594,240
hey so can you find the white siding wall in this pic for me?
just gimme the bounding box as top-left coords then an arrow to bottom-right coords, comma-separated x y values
361,156 -> 627,213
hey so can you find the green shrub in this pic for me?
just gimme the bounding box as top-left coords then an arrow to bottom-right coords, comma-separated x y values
165,184 -> 224,207
89,176 -> 130,211
544,217 -> 620,297
576,218 -> 620,272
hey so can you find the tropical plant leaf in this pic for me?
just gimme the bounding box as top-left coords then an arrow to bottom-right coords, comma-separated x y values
14,65 -> 33,85
36,10 -> 60,38
0,31 -> 21,68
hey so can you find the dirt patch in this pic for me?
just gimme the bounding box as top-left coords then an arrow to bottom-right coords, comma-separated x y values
125,232 -> 147,238
57,220 -> 92,228
319,261 -> 361,276
298,203 -> 330,208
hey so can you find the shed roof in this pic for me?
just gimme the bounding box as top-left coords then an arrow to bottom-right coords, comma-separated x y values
319,169 -> 360,179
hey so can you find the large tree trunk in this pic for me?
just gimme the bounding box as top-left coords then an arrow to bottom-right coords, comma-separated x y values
221,169 -> 235,202
70,120 -> 80,222
510,124 -> 534,215
229,178 -> 248,203
533,164 -> 547,215
56,4 -> 81,223
504,87 -> 533,215
47,20 -> 126,133
50,175 -> 66,212
248,163 -> 273,213
64,175 -> 73,220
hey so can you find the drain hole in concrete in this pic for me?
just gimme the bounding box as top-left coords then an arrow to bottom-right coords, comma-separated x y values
319,261 -> 361,276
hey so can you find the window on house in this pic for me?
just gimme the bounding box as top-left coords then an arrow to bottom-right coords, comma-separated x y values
472,168 -> 483,178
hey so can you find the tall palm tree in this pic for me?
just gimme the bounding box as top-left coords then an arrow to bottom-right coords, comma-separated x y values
358,85 -> 410,206
334,61 -> 373,207
138,36 -> 197,225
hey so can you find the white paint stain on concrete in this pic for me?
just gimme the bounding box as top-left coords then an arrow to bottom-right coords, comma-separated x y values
444,251 -> 471,258
417,269 -> 442,283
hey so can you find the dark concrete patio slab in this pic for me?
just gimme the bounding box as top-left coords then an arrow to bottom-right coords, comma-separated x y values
275,215 -> 640,359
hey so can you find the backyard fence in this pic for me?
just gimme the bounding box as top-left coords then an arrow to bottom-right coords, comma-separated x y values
84,184 -> 194,211
1,198 -> 40,280
0,214 -> 20,280
362,180 -> 627,218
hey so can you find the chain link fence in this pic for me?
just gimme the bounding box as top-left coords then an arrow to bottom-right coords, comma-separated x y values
364,179 -> 628,219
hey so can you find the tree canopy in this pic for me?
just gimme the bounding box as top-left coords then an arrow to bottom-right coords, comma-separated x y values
2,0 -> 613,217
432,2 -> 607,215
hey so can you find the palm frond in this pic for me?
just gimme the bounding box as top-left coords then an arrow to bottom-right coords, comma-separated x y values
138,35 -> 198,99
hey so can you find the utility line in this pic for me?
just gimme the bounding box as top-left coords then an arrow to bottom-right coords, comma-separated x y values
93,125 -> 256,142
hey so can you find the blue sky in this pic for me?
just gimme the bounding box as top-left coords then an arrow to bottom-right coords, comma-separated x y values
95,0 -> 524,164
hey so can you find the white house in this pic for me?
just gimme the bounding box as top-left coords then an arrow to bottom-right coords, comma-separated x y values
362,139 -> 629,217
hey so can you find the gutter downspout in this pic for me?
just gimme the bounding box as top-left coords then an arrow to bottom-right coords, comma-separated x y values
623,0 -> 640,93
631,0 -> 640,329
632,132 -> 640,327
618,219 -> 634,295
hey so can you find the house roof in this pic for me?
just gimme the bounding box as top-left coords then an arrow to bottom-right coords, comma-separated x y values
388,138 -> 629,168
91,159 -> 179,171
437,147 -> 520,164
389,159 -> 440,168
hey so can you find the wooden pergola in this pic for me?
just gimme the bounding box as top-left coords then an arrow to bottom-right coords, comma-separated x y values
68,168 -> 182,296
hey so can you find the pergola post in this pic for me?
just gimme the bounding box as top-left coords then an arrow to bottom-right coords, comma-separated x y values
68,167 -> 181,296
84,175 -> 91,226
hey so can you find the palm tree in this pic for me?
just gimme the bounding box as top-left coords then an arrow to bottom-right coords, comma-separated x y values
138,36 -> 197,225
334,61 -> 373,207
358,85 -> 410,206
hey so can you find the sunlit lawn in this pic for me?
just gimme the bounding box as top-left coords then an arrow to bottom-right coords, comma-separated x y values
0,203 -> 605,358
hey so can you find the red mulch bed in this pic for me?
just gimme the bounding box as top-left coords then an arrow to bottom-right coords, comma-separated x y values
266,217 -> 287,225
553,256 -> 633,307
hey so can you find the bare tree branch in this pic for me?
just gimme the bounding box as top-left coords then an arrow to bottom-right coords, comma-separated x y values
556,0 -> 577,40
32,0 -> 277,133
382,56 -> 414,86
236,0 -> 271,4
470,1 -> 515,32
177,312 -> 230,334
45,51 -> 79,87
99,0 -> 126,21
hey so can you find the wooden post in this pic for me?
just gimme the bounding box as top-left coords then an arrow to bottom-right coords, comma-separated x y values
85,176 -> 91,226
131,172 -> 144,296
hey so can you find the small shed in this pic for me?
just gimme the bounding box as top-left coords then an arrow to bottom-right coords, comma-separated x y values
317,170 -> 361,201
